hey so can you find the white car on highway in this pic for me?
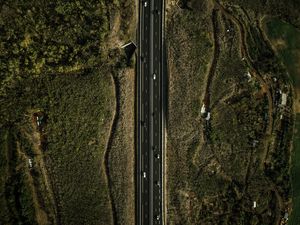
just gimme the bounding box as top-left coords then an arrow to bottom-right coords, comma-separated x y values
144,1 -> 148,7
143,171 -> 147,178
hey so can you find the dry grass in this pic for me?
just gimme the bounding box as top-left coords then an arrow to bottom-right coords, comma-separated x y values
102,1 -> 136,224
165,0 -> 293,224
166,1 -> 213,223
107,68 -> 135,225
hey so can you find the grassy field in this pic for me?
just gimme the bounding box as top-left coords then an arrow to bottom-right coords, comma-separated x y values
43,72 -> 116,225
0,0 -> 136,224
265,19 -> 300,88
264,18 -> 300,113
107,69 -> 136,225
166,0 -> 294,224
264,18 -> 300,225
166,1 -> 214,222
290,114 -> 300,225
0,130 -> 37,225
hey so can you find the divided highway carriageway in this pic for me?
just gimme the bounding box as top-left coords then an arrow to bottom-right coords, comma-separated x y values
136,0 -> 165,225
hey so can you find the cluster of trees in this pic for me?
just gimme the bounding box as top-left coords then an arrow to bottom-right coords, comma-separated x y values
244,21 -> 293,202
0,0 -> 132,224
0,130 -> 37,225
0,0 -> 109,86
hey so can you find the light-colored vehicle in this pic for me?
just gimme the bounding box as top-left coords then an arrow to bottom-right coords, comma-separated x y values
155,181 -> 160,187
156,215 -> 160,221
144,1 -> 148,7
143,171 -> 147,178
153,9 -> 160,14
156,154 -> 160,159
153,73 -> 156,80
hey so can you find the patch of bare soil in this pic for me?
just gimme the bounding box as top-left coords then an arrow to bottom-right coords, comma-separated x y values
16,142 -> 50,225
107,12 -> 123,50
103,2 -> 136,225
19,116 -> 58,225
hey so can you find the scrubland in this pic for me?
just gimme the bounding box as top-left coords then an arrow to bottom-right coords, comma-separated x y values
0,0 -> 136,225
166,0 -> 296,224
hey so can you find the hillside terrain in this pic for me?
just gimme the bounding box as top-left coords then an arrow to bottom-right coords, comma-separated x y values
166,0 -> 298,224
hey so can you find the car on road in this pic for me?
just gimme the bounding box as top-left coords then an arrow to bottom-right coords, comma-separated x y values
155,154 -> 160,159
143,171 -> 147,178
153,73 -> 156,80
155,181 -> 160,187
153,9 -> 160,14
156,215 -> 160,221
144,1 -> 147,7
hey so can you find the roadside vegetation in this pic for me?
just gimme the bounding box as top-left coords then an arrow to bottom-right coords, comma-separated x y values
0,0 -> 135,225
166,0 -> 295,224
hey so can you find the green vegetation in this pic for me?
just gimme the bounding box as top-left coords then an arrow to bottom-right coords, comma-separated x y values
265,18 -> 300,88
222,0 -> 300,28
43,72 -> 115,225
290,114 -> 300,225
0,130 -> 37,225
264,19 -> 300,225
0,131 -> 14,224
0,0 -> 135,224
167,0 -> 294,224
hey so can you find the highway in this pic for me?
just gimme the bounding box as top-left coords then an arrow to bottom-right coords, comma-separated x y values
136,0 -> 165,224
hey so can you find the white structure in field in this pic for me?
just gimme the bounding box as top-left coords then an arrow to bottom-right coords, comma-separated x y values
28,158 -> 33,168
281,93 -> 287,106
201,104 -> 206,114
246,71 -> 252,81
205,112 -> 211,121
253,201 -> 257,209
284,212 -> 289,221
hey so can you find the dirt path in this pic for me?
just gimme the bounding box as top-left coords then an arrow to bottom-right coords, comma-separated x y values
266,177 -> 285,225
202,7 -> 234,170
214,2 -> 286,221
214,1 -> 275,168
104,73 -> 119,225
16,142 -> 51,225
202,8 -> 220,110
22,125 -> 60,225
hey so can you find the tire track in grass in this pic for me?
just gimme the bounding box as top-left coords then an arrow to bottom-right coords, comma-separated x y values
215,3 -> 285,222
201,8 -> 221,168
202,8 -> 220,113
104,73 -> 120,225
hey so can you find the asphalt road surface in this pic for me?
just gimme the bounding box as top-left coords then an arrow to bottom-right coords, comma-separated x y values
136,0 -> 165,224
